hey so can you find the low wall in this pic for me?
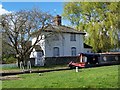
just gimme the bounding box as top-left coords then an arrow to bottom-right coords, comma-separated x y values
44,56 -> 79,66
0,64 -> 18,68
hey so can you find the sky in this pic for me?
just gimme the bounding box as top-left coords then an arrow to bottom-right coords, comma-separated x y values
0,2 -> 71,26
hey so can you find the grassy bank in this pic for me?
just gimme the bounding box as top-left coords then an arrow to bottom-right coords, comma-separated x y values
2,65 -> 119,88
1,65 -> 67,73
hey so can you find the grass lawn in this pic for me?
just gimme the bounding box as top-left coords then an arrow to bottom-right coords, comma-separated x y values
2,65 -> 119,88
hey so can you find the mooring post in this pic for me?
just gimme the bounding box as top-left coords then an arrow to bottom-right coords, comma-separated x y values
76,67 -> 79,72
20,61 -> 24,72
27,61 -> 31,73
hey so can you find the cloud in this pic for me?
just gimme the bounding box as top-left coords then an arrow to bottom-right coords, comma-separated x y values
0,4 -> 10,15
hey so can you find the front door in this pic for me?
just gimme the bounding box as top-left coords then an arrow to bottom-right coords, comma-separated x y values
36,51 -> 44,66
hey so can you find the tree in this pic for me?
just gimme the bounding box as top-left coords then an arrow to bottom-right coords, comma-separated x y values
1,8 -> 53,67
1,32 -> 17,63
63,2 -> 120,52
0,33 -> 1,61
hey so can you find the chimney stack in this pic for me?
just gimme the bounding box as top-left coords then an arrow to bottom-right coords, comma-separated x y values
54,15 -> 62,26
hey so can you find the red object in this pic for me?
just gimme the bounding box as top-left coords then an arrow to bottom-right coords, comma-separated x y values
68,53 -> 86,68
68,61 -> 86,68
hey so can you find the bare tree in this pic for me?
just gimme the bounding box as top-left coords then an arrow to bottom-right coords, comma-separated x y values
0,34 -> 1,61
1,8 -> 54,67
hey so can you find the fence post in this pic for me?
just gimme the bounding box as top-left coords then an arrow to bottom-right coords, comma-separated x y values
76,67 -> 79,72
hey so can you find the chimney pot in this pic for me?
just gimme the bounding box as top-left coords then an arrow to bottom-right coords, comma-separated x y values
54,15 -> 61,26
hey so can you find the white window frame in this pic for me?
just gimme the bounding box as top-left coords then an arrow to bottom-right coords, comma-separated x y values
53,47 -> 60,57
71,47 -> 76,56
70,33 -> 76,41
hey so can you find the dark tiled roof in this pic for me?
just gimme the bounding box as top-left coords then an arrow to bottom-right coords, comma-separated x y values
43,25 -> 86,35
84,43 -> 92,49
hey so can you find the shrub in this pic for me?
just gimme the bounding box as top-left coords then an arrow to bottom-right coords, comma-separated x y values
3,55 -> 17,64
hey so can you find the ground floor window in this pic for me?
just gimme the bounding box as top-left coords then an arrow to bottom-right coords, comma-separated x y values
71,47 -> 76,56
53,47 -> 59,57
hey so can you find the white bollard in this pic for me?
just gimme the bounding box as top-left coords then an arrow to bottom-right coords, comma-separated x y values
39,73 -> 42,76
20,61 -> 24,72
27,61 -> 31,71
76,67 -> 79,72
30,70 -> 32,73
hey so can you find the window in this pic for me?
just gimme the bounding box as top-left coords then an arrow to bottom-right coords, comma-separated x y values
70,33 -> 76,41
71,47 -> 76,56
53,47 -> 59,57
103,56 -> 107,62
115,56 -> 118,61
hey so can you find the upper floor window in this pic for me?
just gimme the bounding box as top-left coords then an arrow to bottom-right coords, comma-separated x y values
53,47 -> 59,57
71,47 -> 76,56
70,33 -> 76,41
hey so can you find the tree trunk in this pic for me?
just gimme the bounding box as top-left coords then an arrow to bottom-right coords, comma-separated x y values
17,57 -> 20,68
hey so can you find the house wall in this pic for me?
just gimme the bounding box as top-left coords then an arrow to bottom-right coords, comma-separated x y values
63,33 -> 84,56
30,35 -> 45,56
30,32 -> 86,66
44,33 -> 84,57
45,33 -> 63,57
31,32 -> 85,58
31,31 -> 85,57
30,36 -> 45,66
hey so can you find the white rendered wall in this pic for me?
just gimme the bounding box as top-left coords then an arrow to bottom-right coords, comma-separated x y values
63,33 -> 84,56
30,35 -> 45,58
45,33 -> 84,57
45,33 -> 63,57
31,32 -> 85,58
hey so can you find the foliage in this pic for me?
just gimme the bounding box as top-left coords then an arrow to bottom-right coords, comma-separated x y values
2,31 -> 16,64
2,65 -> 119,88
1,8 -> 54,67
2,32 -> 15,56
2,54 -> 17,64
63,2 -> 120,52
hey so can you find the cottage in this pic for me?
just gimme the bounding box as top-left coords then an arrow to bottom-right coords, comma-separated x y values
30,15 -> 92,66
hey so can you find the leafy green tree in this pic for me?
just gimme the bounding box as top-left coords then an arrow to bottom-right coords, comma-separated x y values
63,2 -> 120,52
